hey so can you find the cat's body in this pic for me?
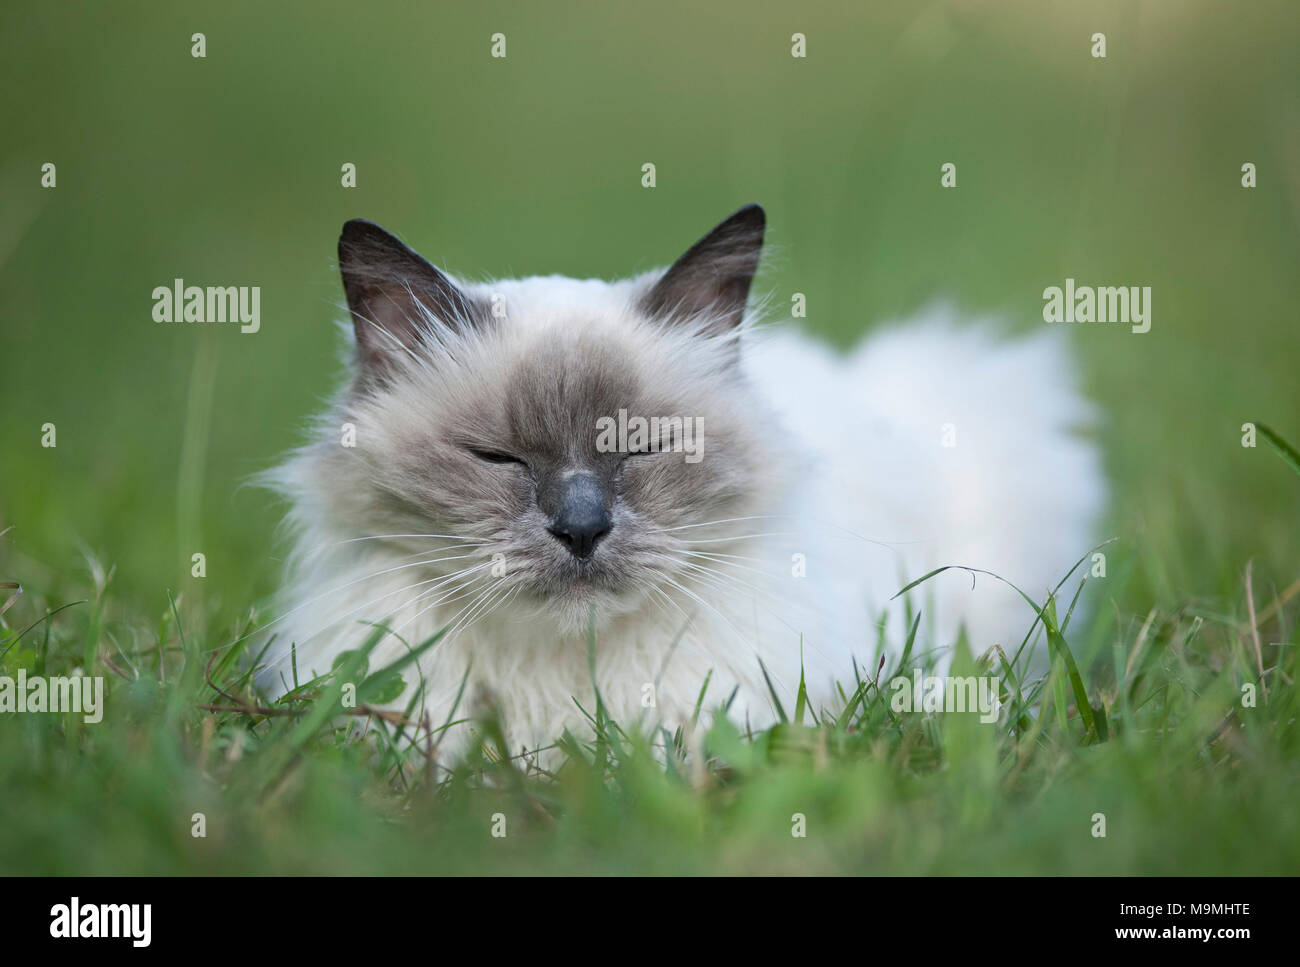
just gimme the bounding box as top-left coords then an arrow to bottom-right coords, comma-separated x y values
263,206 -> 1103,757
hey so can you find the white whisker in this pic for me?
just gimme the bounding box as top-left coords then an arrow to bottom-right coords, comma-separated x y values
263,561 -> 492,669
245,551 -> 486,643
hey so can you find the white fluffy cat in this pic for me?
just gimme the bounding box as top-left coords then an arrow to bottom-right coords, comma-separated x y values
262,205 -> 1104,757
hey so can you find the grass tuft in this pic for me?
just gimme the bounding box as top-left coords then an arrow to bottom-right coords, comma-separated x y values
1,533 -> 1296,875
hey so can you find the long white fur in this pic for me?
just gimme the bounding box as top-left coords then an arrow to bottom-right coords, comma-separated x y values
264,277 -> 1105,760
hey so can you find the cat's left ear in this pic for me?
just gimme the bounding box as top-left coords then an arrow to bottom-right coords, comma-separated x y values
639,204 -> 765,331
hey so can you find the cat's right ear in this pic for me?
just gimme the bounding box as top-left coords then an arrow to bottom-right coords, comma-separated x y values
338,219 -> 484,373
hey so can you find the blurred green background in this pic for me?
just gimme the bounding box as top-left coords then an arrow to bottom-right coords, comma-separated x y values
3,0 -> 1299,620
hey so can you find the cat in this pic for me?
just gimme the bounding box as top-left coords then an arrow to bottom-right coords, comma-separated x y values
261,204 -> 1104,759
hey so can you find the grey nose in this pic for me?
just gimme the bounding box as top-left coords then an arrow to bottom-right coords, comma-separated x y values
547,473 -> 611,559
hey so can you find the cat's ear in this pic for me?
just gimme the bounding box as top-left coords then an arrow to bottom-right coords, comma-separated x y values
338,219 -> 484,372
639,203 -> 765,331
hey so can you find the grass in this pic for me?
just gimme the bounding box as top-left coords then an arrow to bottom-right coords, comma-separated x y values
1,497 -> 1297,874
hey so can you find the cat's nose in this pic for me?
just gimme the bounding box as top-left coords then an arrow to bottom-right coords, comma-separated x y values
547,473 -> 611,559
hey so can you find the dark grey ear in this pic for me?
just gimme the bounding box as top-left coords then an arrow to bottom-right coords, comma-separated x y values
338,219 -> 484,371
639,204 -> 765,330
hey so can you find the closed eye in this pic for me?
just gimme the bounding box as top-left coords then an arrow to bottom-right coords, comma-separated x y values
624,436 -> 667,458
468,447 -> 525,466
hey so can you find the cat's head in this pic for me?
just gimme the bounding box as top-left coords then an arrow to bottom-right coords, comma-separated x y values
308,205 -> 783,633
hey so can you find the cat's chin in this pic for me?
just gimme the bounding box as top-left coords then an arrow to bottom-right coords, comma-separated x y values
517,577 -> 651,637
